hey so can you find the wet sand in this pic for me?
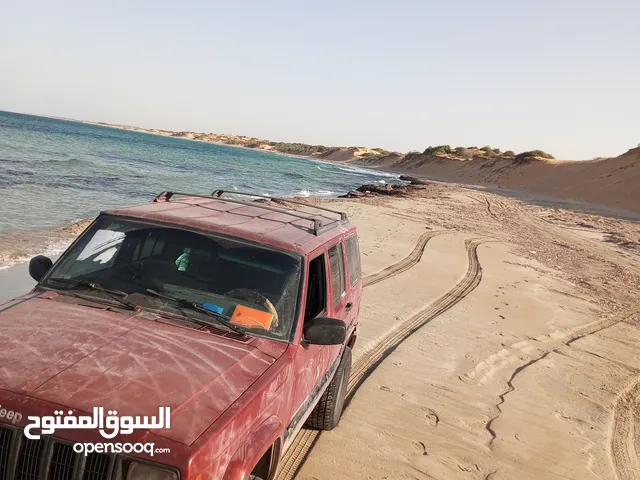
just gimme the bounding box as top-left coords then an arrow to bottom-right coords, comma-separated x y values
0,262 -> 37,304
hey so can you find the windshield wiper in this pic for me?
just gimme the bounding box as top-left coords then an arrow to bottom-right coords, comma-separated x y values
144,289 -> 245,335
47,277 -> 137,311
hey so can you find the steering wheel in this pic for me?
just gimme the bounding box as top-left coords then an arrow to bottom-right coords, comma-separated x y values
223,288 -> 279,328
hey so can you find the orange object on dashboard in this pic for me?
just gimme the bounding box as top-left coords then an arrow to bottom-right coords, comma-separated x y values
231,305 -> 274,330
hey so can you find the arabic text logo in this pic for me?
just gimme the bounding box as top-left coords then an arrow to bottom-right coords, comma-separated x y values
23,406 -> 171,440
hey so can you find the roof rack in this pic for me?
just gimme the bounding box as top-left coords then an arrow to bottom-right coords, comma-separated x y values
152,190 -> 349,236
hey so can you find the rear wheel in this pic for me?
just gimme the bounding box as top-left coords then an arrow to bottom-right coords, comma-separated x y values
305,347 -> 352,430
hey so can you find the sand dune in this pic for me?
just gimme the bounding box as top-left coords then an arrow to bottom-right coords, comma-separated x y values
357,147 -> 640,215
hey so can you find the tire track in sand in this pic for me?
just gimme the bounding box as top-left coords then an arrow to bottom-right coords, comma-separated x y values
363,230 -> 443,287
484,198 -> 498,220
347,239 -> 483,399
609,375 -> 640,480
461,310 -> 632,449
275,238 -> 484,480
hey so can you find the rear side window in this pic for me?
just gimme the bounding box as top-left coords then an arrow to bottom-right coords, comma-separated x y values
132,233 -> 166,261
305,254 -> 327,322
345,234 -> 361,286
328,242 -> 346,306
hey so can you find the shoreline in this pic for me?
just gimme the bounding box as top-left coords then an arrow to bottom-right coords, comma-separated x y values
84,120 -> 318,162
84,119 -> 640,216
82,119 -> 397,165
4,158 -> 636,273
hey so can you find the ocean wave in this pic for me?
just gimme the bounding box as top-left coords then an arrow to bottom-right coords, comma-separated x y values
339,171 -> 368,178
0,243 -> 69,271
2,168 -> 35,177
0,158 -> 28,165
338,165 -> 400,178
283,172 -> 305,179
293,189 -> 336,198
43,157 -> 95,167
0,219 -> 93,270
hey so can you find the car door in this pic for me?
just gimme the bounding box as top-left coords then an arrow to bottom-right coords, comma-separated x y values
289,239 -> 348,426
289,248 -> 333,423
343,232 -> 362,335
327,238 -> 350,329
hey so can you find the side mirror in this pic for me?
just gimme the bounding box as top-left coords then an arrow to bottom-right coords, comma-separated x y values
29,255 -> 53,282
303,317 -> 347,345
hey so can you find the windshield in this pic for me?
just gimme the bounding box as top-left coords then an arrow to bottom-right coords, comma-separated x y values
42,215 -> 303,342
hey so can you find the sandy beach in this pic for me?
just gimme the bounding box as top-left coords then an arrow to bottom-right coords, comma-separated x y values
271,180 -> 640,479
4,173 -> 638,479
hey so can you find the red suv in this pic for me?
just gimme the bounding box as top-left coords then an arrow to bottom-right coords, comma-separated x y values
0,190 -> 362,480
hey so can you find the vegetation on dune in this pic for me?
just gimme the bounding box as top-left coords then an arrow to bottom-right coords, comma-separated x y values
372,148 -> 393,156
515,150 -> 555,161
263,142 -> 394,159
270,142 -> 331,155
416,145 -> 555,163
424,145 -> 453,155
360,152 -> 385,159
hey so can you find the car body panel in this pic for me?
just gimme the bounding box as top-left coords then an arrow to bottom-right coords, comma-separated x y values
106,198 -> 351,255
0,296 -> 283,446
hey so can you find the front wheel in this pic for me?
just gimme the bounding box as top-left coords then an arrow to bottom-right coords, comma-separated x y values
305,347 -> 352,431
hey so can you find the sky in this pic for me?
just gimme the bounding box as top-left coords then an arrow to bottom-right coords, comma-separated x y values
1,1 -> 639,159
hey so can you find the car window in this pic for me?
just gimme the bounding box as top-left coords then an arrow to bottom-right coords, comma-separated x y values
132,233 -> 166,260
72,228 -> 126,275
305,254 -> 327,322
345,234 -> 361,286
43,215 -> 303,342
328,242 -> 346,307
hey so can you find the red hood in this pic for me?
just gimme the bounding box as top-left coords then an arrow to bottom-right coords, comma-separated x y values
0,295 -> 285,445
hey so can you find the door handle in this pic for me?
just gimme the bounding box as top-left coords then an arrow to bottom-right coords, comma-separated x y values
345,302 -> 353,312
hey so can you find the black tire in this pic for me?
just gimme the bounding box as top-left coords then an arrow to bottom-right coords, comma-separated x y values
305,347 -> 352,431
249,476 -> 264,480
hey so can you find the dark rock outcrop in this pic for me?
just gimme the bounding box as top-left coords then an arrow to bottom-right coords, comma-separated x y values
399,175 -> 431,185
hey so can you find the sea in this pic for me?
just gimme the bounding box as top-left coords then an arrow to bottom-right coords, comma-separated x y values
0,110 -> 401,269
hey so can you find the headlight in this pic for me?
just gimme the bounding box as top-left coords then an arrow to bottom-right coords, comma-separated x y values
126,462 -> 178,480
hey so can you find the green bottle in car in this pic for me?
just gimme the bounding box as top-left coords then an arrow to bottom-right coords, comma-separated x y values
175,248 -> 191,272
